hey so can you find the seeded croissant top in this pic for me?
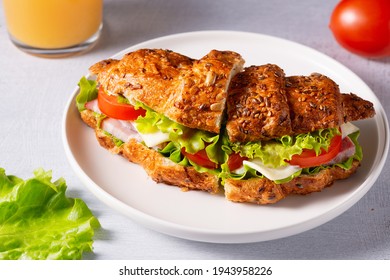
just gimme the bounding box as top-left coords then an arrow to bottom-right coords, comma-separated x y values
226,64 -> 292,142
226,64 -> 375,142
89,49 -> 375,140
89,48 -> 245,134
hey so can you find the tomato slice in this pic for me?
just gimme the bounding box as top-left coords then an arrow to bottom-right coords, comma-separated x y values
288,134 -> 342,168
97,86 -> 146,120
181,148 -> 218,169
227,153 -> 248,171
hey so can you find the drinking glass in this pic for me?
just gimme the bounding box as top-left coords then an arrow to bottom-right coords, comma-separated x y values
2,0 -> 103,58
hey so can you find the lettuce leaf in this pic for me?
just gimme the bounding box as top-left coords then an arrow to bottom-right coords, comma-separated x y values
221,130 -> 362,183
134,103 -> 223,165
76,77 -> 98,111
224,127 -> 341,168
0,168 -> 100,260
159,142 -> 221,175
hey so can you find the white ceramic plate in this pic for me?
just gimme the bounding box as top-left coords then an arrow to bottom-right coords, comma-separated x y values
62,31 -> 389,243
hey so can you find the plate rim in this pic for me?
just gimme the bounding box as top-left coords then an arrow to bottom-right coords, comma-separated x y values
62,30 -> 390,243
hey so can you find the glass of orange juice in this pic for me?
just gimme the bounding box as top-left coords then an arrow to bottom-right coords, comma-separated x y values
2,0 -> 103,58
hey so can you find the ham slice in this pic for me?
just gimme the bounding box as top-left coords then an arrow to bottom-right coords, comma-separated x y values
85,99 -> 101,113
101,118 -> 142,143
325,136 -> 356,166
85,99 -> 142,143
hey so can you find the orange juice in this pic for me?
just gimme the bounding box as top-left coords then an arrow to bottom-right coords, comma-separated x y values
3,0 -> 103,49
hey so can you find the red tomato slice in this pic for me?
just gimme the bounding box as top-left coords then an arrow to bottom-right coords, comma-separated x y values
227,153 -> 248,171
288,134 -> 342,168
181,148 -> 218,169
97,86 -> 146,120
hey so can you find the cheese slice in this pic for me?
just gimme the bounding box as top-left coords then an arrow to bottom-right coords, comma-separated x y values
132,123 -> 170,147
243,159 -> 302,181
341,122 -> 359,139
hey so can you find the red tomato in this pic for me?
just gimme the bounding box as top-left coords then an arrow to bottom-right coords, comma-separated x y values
227,153 -> 248,171
181,148 -> 218,169
329,0 -> 390,58
97,86 -> 146,120
288,134 -> 342,168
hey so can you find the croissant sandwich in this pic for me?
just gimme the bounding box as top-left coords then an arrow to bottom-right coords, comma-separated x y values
75,49 -> 375,204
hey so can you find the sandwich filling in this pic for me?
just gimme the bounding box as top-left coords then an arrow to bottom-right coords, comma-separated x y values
76,77 -> 363,184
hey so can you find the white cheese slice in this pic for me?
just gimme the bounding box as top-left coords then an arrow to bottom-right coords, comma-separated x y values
341,122 -> 359,139
232,165 -> 246,175
243,159 -> 302,181
132,123 -> 170,147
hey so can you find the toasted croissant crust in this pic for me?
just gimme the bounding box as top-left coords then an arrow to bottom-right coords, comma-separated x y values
341,93 -> 376,122
224,160 -> 360,204
226,68 -> 375,142
285,73 -> 344,134
226,64 -> 292,142
90,49 -> 244,134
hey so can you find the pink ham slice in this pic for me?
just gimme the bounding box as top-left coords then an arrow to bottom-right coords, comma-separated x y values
325,136 -> 356,166
85,99 -> 101,114
85,99 -> 142,143
101,118 -> 142,143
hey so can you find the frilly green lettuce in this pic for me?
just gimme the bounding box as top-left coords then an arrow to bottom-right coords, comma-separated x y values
223,127 -> 341,168
159,142 -> 221,175
0,168 -> 100,260
221,130 -> 362,183
134,103 -> 222,165
76,77 -> 98,111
